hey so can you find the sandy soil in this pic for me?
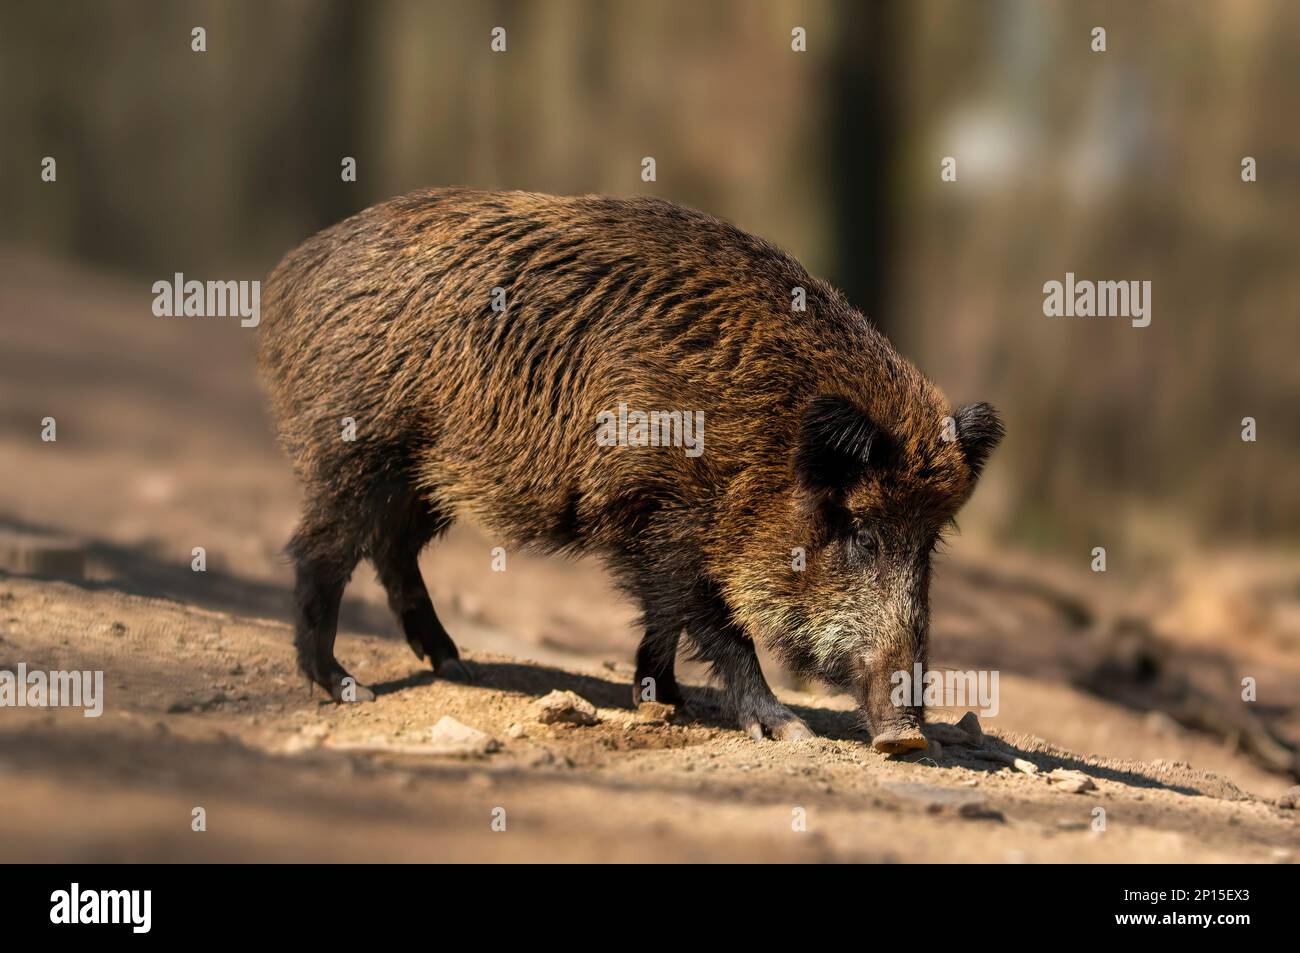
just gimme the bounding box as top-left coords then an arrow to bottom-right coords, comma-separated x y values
1,252 -> 1297,862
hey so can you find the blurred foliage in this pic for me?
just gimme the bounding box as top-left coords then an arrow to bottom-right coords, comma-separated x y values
0,0 -> 1296,555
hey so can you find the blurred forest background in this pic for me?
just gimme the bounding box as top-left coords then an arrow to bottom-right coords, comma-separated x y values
2,0 -> 1297,564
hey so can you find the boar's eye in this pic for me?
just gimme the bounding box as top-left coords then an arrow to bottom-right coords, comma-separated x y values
852,526 -> 879,558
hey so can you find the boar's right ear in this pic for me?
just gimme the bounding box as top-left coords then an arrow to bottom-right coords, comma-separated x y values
795,395 -> 883,495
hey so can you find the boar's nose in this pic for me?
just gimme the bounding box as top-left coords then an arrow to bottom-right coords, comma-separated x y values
870,709 -> 928,755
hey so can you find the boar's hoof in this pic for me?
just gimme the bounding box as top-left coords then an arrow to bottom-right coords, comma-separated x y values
434,657 -> 475,683
773,718 -> 815,742
326,672 -> 376,704
738,704 -> 815,742
871,725 -> 929,755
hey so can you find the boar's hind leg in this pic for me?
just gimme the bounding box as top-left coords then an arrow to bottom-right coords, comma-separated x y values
288,516 -> 370,702
369,497 -> 472,682
688,586 -> 813,742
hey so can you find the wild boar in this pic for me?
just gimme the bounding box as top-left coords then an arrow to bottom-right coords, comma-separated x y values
258,188 -> 1003,753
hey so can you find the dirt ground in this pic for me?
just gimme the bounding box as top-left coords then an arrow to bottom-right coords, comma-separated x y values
2,252 -> 1298,862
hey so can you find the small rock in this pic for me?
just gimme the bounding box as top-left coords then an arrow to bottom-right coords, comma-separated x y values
507,722 -> 526,739
1276,786 -> 1300,810
635,700 -> 676,724
1013,758 -> 1039,775
1047,769 -> 1096,794
956,711 -> 984,745
427,716 -> 500,756
533,689 -> 599,726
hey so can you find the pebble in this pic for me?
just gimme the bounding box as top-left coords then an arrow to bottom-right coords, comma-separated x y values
427,716 -> 500,756
533,689 -> 599,726
1047,769 -> 1097,794
634,700 -> 676,724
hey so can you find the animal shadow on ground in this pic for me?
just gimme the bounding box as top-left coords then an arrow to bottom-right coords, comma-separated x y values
372,659 -> 1207,797
372,657 -> 870,740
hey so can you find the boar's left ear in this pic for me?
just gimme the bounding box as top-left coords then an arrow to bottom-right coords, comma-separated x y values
795,395 -> 886,494
954,402 -> 1004,478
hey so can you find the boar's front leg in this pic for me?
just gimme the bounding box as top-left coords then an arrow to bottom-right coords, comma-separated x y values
687,583 -> 813,742
634,625 -> 684,708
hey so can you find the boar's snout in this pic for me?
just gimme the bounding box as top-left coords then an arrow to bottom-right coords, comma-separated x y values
860,656 -> 928,755
868,708 -> 927,755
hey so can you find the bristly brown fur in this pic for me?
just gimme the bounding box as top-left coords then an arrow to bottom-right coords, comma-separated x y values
258,187 -> 1002,743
